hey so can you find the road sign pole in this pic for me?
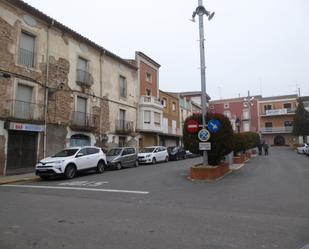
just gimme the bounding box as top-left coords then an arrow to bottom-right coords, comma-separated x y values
198,0 -> 208,166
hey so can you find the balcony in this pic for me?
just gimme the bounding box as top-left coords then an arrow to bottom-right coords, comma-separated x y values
260,126 -> 293,134
71,111 -> 98,131
18,48 -> 35,68
139,96 -> 163,110
260,108 -> 296,116
7,100 -> 44,122
76,69 -> 94,87
165,127 -> 182,136
115,119 -> 134,134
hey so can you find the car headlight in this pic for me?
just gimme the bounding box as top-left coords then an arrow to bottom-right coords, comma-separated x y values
53,160 -> 65,165
146,154 -> 151,158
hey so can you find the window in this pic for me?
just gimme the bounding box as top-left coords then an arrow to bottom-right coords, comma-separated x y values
87,148 -> 99,155
119,109 -> 126,129
77,57 -> 90,84
154,112 -> 161,126
119,136 -> 126,147
19,31 -> 35,67
242,109 -> 249,120
172,102 -> 176,112
78,148 -> 88,157
119,76 -> 127,98
209,105 -> 214,110
146,72 -> 152,82
284,121 -> 293,127
75,96 -> 87,126
264,105 -> 272,111
146,89 -> 151,96
15,84 -> 33,119
283,103 -> 291,109
224,103 -> 229,109
162,98 -> 167,108
303,102 -> 309,108
265,122 -> 273,128
144,111 -> 151,124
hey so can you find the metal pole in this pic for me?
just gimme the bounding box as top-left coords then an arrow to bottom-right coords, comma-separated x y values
198,0 -> 208,166
247,91 -> 251,132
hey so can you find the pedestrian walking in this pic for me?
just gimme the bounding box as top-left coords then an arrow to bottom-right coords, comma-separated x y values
263,142 -> 269,155
257,142 -> 263,155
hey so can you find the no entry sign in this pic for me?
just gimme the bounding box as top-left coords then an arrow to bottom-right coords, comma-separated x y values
187,119 -> 199,133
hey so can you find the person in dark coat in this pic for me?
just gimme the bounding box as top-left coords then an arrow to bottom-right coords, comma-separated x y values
263,142 -> 269,155
257,142 -> 263,155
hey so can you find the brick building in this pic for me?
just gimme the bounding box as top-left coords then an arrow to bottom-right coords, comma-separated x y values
258,95 -> 298,146
0,0 -> 139,175
135,52 -> 164,148
209,96 -> 261,133
159,90 -> 181,147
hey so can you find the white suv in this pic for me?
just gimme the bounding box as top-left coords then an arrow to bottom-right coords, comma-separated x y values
35,146 -> 106,179
138,146 -> 169,164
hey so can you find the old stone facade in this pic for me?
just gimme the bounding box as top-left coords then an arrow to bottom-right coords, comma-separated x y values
0,0 -> 138,175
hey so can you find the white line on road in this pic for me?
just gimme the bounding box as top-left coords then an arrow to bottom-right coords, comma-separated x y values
2,184 -> 149,195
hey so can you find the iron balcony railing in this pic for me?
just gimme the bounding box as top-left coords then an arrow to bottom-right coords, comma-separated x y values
76,69 -> 94,87
72,111 -> 98,128
115,119 -> 134,134
18,48 -> 35,68
260,126 -> 293,134
7,100 -> 44,121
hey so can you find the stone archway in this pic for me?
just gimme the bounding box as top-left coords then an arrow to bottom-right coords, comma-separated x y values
274,135 -> 285,146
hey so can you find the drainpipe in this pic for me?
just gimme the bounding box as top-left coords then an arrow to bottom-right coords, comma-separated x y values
99,51 -> 103,147
43,19 -> 54,158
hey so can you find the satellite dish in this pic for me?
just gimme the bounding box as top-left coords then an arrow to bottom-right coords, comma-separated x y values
208,12 -> 215,21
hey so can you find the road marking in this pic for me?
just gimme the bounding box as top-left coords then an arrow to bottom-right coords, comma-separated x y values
2,184 -> 149,195
58,181 -> 109,187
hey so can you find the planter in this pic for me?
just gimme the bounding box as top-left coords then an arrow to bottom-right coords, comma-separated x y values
233,156 -> 244,164
251,149 -> 257,155
190,164 -> 230,180
245,151 -> 251,160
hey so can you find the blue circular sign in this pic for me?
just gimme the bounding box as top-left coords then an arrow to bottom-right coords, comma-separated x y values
207,119 -> 221,133
198,129 -> 211,142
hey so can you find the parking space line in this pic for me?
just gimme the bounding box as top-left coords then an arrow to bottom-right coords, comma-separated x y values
2,184 -> 149,195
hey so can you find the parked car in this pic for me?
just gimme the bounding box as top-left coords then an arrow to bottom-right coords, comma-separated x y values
186,150 -> 201,158
106,147 -> 138,170
304,146 -> 309,156
297,143 -> 308,154
168,146 -> 186,160
138,146 -> 169,164
35,146 -> 106,179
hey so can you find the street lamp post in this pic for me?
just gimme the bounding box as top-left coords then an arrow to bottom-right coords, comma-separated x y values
243,91 -> 254,132
191,0 -> 215,166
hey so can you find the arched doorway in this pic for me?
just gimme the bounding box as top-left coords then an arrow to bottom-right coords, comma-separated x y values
274,135 -> 285,146
70,134 -> 90,147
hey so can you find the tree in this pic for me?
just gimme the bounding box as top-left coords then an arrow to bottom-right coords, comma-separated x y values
293,101 -> 309,142
183,113 -> 234,166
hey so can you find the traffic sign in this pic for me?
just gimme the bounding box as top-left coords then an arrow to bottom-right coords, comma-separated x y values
199,142 -> 211,151
208,119 -> 221,133
198,129 -> 211,142
187,119 -> 199,133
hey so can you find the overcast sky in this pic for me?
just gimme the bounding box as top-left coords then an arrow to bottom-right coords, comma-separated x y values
24,0 -> 309,100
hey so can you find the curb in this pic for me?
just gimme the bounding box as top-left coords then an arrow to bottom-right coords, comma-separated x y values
0,176 -> 40,185
230,163 -> 245,171
187,169 -> 233,182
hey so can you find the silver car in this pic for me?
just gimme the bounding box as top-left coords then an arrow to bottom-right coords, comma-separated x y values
106,147 -> 139,170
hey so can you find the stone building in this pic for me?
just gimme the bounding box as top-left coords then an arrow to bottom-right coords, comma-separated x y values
159,90 -> 181,147
0,0 -> 138,175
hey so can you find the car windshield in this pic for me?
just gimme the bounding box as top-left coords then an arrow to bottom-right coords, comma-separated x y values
52,149 -> 79,157
107,148 -> 122,156
140,148 -> 155,153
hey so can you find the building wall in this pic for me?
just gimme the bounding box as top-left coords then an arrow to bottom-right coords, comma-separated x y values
159,91 -> 180,129
139,61 -> 158,97
260,116 -> 294,127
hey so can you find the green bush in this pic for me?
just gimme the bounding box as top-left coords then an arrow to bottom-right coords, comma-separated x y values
183,113 -> 234,166
232,133 -> 246,156
242,132 -> 260,149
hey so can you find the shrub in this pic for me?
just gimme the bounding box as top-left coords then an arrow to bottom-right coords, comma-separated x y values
232,133 -> 246,156
183,112 -> 234,166
242,132 -> 260,149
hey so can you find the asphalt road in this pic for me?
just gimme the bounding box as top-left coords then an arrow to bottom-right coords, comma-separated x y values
0,147 -> 309,249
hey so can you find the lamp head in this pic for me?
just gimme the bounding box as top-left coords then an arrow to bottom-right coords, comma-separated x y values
208,12 -> 215,21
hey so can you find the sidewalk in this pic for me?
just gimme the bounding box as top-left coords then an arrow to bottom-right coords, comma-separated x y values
0,173 -> 40,185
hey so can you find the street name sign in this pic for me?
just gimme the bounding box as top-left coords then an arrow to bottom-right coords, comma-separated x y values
199,142 -> 211,151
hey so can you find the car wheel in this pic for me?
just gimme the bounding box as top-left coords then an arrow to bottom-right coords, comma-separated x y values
134,160 -> 139,167
152,158 -> 156,164
64,164 -> 76,179
165,156 -> 169,162
40,176 -> 49,180
116,162 -> 122,170
96,161 -> 105,174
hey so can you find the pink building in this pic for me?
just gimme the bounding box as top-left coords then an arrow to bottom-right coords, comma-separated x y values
209,96 -> 262,133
